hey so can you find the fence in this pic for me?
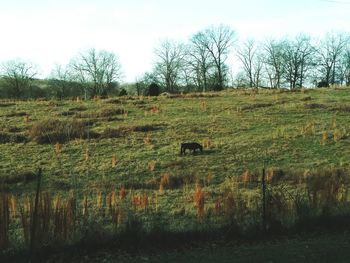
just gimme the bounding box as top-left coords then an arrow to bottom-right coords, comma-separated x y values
1,166 -> 350,252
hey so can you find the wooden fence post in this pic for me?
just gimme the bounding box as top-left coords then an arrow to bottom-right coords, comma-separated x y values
262,166 -> 266,233
30,167 -> 42,251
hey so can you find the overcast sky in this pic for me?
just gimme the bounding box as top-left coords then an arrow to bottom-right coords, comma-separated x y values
0,0 -> 349,82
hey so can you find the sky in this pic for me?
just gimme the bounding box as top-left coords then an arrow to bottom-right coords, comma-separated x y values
0,0 -> 349,82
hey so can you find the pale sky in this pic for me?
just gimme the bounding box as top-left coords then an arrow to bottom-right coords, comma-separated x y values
0,0 -> 349,82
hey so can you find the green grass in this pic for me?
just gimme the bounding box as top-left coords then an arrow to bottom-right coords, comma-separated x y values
1,88 -> 350,193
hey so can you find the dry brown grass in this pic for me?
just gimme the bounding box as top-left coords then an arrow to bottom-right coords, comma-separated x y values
112,155 -> 118,168
159,173 -> 170,194
29,119 -> 96,144
194,185 -> 205,219
144,133 -> 152,145
148,160 -> 157,171
321,131 -> 328,145
202,138 -> 212,149
266,168 -> 285,184
17,193 -> 76,247
55,142 -> 62,154
224,192 -> 235,219
305,168 -> 349,210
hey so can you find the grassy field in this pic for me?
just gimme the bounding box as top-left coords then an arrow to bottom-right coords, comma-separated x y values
1,87 -> 350,256
1,88 -> 350,192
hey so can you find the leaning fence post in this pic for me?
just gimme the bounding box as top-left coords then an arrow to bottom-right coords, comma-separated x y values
30,167 -> 42,251
262,166 -> 266,233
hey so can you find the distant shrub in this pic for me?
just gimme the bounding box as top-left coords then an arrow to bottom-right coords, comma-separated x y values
317,81 -> 329,88
118,89 -> 128,96
148,83 -> 160,96
29,119 -> 96,144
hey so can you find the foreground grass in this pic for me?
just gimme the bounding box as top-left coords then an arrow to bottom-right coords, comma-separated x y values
16,230 -> 349,262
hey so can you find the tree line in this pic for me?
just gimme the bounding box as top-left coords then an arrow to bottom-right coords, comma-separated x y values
1,25 -> 350,99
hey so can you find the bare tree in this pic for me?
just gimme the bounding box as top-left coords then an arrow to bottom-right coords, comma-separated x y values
342,47 -> 350,86
196,25 -> 235,90
69,48 -> 122,98
1,59 -> 38,98
316,32 -> 349,85
236,39 -> 264,88
49,64 -> 75,99
263,39 -> 285,88
283,35 -> 315,89
189,32 -> 214,92
153,39 -> 185,92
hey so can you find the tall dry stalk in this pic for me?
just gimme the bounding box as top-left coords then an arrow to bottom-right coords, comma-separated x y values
120,187 -> 127,200
202,138 -> 212,149
242,170 -> 251,184
55,142 -> 62,154
321,131 -> 328,145
112,155 -> 118,168
0,194 -> 10,249
224,192 -> 235,219
9,195 -> 17,218
159,174 -> 170,194
194,185 -> 205,219
148,160 -> 156,171
144,133 -> 152,145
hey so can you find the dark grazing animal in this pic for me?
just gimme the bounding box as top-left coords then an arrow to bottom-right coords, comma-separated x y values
180,142 -> 203,155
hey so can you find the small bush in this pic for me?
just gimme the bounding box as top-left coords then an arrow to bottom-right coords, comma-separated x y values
5,111 -> 28,117
331,106 -> 350,113
29,119 -> 96,144
0,132 -> 28,144
78,108 -> 126,118
69,106 -> 88,112
241,103 -> 273,111
119,89 -> 128,96
104,98 -> 122,104
133,124 -> 162,132
100,127 -> 130,138
100,124 -> 164,139
304,103 -> 328,109
148,83 -> 160,96
0,171 -> 36,184
0,102 -> 15,107
300,96 -> 312,101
